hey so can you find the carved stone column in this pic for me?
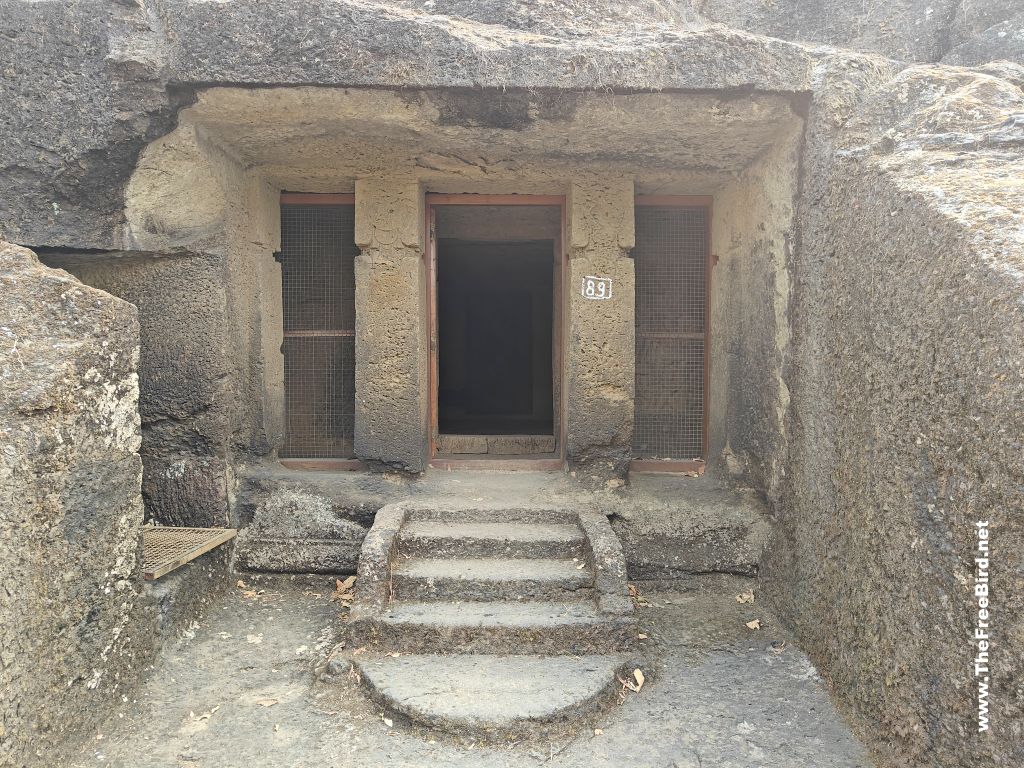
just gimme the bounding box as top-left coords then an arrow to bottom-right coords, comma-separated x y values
353,176 -> 427,472
565,177 -> 635,482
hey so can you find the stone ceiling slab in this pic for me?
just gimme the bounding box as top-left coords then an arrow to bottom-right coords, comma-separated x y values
180,87 -> 800,182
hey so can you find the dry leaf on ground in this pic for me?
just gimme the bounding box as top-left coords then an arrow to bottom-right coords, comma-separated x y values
628,583 -> 653,606
633,669 -> 645,691
618,668 -> 646,694
746,619 -> 761,630
332,576 -> 357,604
735,591 -> 755,604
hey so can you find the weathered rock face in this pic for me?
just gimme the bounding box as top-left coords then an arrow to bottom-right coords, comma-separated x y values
941,2 -> 1024,66
0,243 -> 149,767
699,0 -> 1024,65
763,62 -> 1024,767
44,251 -> 234,528
235,488 -> 370,573
708,124 -> 802,500
0,0 -> 1019,255
0,1 -> 187,250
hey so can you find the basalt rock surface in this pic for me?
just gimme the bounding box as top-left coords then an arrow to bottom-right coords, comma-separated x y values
0,242 -> 148,768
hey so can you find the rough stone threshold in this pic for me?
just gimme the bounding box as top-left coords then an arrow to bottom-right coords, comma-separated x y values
436,434 -> 557,455
142,526 -> 237,580
629,458 -> 706,475
233,467 -> 770,579
429,455 -> 565,471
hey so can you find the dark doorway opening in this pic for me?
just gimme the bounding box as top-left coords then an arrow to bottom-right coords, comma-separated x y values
437,239 -> 554,436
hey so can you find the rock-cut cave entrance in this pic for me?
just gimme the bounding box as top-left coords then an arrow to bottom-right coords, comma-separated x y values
427,197 -> 563,461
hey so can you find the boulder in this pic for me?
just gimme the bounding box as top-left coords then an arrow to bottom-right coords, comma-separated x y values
0,242 -> 149,767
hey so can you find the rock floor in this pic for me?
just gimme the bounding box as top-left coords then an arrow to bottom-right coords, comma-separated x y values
68,574 -> 872,768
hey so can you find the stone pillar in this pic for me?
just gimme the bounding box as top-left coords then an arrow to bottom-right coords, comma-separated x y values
565,178 -> 636,482
354,176 -> 428,472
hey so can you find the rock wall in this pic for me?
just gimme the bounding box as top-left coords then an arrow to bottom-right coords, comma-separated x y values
0,243 -> 149,767
763,60 -> 1024,767
709,124 -> 802,495
41,124 -> 281,528
0,0 -> 813,253
699,0 -> 1024,65
0,1 -> 187,250
48,251 -> 233,528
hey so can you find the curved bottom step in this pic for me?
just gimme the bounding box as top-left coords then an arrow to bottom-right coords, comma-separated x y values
355,653 -> 637,738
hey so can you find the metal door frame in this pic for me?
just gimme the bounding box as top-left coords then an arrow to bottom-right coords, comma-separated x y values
425,194 -> 566,469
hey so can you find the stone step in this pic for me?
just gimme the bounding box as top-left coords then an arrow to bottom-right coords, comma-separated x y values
344,503 -> 639,733
354,653 -> 636,738
396,520 -> 586,559
406,507 -> 578,525
391,556 -> 593,601
349,600 -> 636,654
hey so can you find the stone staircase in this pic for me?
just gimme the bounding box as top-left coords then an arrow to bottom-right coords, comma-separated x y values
346,502 -> 641,738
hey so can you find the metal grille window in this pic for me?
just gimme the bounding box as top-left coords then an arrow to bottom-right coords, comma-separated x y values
633,204 -> 708,459
279,203 -> 357,458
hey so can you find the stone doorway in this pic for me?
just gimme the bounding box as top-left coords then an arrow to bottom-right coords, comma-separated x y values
427,197 -> 564,465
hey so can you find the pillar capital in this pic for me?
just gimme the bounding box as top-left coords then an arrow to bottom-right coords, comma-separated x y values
567,177 -> 635,254
354,176 -> 424,252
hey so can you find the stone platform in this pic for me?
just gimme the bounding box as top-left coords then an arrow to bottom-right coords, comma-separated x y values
232,466 -> 770,584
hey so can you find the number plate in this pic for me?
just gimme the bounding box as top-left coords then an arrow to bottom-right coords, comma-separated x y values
581,276 -> 613,300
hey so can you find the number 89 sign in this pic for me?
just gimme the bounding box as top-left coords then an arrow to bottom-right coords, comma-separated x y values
582,276 -> 613,300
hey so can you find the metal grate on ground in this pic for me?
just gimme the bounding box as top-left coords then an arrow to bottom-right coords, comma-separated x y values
142,526 -> 236,580
633,205 -> 708,460
279,203 -> 358,458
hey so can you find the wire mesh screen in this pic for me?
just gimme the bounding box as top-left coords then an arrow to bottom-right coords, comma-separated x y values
633,205 -> 708,459
279,203 -> 357,458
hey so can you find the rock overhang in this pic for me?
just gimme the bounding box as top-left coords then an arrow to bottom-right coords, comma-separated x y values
4,0 -> 825,250
152,0 -> 818,189
150,86 -> 804,194
156,0 -> 815,93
